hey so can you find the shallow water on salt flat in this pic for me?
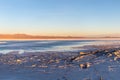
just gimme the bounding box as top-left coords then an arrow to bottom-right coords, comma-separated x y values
0,40 -> 120,54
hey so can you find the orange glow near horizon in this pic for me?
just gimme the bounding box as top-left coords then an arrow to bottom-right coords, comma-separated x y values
0,32 -> 120,38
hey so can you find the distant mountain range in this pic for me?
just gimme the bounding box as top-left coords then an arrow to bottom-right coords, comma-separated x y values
0,34 -> 84,39
0,34 -> 119,39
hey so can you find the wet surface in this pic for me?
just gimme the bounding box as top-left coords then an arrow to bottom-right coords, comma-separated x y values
0,40 -> 120,80
0,47 -> 120,80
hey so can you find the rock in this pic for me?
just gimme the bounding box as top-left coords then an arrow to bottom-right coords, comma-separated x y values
74,56 -> 84,61
79,62 -> 91,69
114,57 -> 118,61
114,51 -> 120,58
80,52 -> 86,55
31,64 -> 36,67
107,53 -> 112,57
39,65 -> 48,68
58,66 -> 66,69
55,59 -> 60,63
16,59 -> 22,64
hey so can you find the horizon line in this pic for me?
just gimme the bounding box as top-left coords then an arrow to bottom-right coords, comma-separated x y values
0,33 -> 120,39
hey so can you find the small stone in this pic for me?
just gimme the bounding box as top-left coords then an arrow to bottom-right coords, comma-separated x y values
74,56 -> 84,61
80,52 -> 86,55
31,64 -> 36,67
56,60 -> 60,63
114,52 -> 120,58
16,59 -> 22,64
80,62 -> 91,69
39,65 -> 48,68
58,66 -> 66,68
114,57 -> 118,61
108,53 -> 112,57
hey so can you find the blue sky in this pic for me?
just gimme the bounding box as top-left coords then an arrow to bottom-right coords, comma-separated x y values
0,0 -> 120,36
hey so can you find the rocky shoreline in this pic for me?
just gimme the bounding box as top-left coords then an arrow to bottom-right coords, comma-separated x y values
0,47 -> 120,80
0,47 -> 120,67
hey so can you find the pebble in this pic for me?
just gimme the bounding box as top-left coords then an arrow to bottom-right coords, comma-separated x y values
79,62 -> 91,69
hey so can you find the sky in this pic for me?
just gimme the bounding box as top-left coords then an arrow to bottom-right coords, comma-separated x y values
0,0 -> 120,37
